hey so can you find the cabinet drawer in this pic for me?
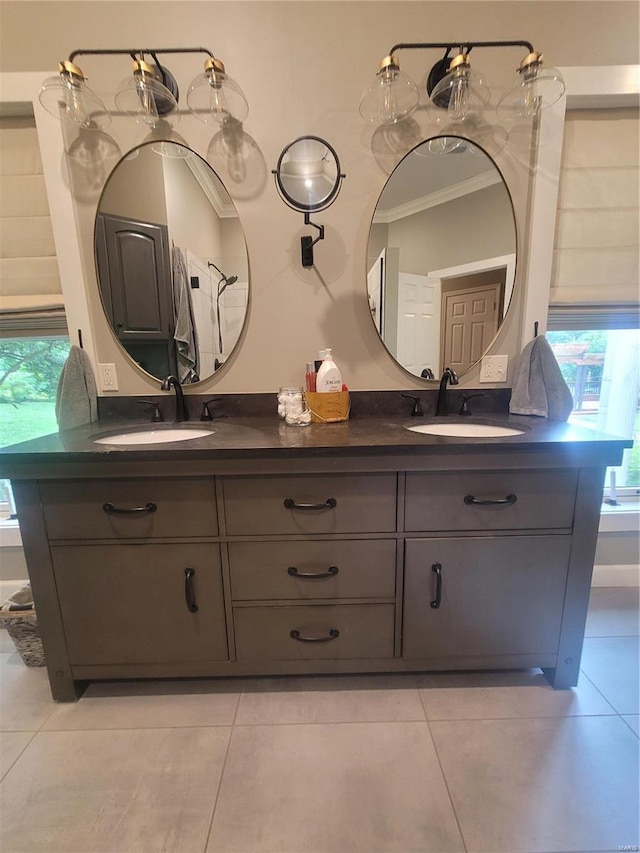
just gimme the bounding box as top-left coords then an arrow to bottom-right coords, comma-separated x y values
51,543 -> 227,665
223,474 -> 396,535
234,604 -> 395,661
229,540 -> 396,601
41,478 -> 218,539
404,470 -> 577,532
402,536 -> 571,659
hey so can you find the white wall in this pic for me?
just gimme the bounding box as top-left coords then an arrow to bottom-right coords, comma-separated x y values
0,1 -> 638,394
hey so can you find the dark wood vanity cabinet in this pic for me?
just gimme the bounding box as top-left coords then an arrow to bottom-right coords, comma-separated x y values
11,454 -> 605,700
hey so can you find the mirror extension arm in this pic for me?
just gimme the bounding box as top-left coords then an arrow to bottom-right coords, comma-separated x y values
301,214 -> 325,268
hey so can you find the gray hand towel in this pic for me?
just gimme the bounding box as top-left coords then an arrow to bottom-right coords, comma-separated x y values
509,335 -> 574,421
55,345 -> 98,430
172,247 -> 199,384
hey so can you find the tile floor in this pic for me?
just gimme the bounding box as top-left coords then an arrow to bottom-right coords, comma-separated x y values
0,587 -> 638,853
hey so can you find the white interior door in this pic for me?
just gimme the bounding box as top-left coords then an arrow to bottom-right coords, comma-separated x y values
397,273 -> 441,377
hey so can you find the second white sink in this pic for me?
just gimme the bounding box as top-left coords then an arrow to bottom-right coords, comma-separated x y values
94,428 -> 214,446
407,422 -> 525,438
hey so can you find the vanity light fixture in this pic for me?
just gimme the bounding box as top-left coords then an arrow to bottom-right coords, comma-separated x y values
39,48 -> 249,129
359,40 -> 565,125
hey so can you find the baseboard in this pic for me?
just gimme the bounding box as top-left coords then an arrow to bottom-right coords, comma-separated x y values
591,564 -> 640,587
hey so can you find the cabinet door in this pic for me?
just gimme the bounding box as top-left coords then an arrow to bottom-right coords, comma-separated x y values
403,536 -> 571,659
51,544 -> 227,665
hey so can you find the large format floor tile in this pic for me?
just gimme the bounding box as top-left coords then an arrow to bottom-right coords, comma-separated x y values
0,653 -> 54,731
417,668 -> 615,720
430,715 -> 640,853
0,727 -> 230,852
0,730 -> 33,780
585,586 -> 640,637
580,635 -> 640,714
236,673 -> 426,724
43,678 -> 241,730
208,722 -> 465,852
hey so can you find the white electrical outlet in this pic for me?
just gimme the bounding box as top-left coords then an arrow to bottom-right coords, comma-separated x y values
99,363 -> 119,391
479,355 -> 509,383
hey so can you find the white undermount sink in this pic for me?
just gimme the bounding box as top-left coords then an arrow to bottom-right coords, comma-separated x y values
94,428 -> 214,446
406,422 -> 526,438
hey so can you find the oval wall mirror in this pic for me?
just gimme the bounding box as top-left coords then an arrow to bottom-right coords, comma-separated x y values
95,141 -> 249,384
367,136 -> 517,380
274,136 -> 342,212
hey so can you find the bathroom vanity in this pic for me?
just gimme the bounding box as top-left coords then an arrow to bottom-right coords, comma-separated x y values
0,413 -> 630,701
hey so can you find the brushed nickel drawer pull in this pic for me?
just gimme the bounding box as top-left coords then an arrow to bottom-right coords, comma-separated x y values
284,497 -> 337,511
184,567 -> 199,613
430,562 -> 442,609
287,565 -> 339,579
290,628 -> 340,643
463,494 -> 517,506
103,501 -> 157,515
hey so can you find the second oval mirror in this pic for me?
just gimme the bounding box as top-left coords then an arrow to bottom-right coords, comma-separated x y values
367,136 -> 516,380
95,141 -> 249,384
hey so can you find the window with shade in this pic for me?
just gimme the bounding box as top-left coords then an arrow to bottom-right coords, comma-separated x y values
547,107 -> 639,495
0,114 -> 69,448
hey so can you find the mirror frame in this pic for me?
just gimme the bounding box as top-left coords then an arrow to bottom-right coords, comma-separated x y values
274,135 -> 344,212
367,134 -> 518,382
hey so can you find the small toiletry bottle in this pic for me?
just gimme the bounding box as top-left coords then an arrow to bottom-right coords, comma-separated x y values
305,362 -> 317,392
316,348 -> 342,393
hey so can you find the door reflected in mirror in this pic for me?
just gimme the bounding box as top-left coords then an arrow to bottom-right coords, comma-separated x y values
367,136 -> 516,380
95,141 -> 249,384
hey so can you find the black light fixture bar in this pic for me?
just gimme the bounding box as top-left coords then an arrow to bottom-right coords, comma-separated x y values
68,47 -> 215,62
387,40 -> 535,55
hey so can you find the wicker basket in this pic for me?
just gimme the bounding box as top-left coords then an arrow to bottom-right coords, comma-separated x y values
305,391 -> 350,423
0,585 -> 45,667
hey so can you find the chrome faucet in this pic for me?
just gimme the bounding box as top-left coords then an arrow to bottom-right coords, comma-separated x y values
435,367 -> 459,416
160,375 -> 189,422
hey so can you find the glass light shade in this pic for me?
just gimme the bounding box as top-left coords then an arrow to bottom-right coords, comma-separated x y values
359,62 -> 420,125
187,64 -> 249,125
143,124 -> 191,158
429,62 -> 491,121
39,65 -> 111,129
114,69 -> 179,128
497,65 -> 566,119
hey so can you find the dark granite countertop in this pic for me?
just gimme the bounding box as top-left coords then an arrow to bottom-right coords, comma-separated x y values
0,412 -> 632,479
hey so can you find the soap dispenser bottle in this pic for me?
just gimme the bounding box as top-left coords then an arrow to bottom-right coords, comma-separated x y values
316,348 -> 342,393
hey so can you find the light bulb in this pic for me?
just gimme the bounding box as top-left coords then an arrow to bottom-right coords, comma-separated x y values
39,61 -> 111,129
114,59 -> 179,128
187,58 -> 249,125
429,54 -> 491,121
359,55 -> 419,125
497,52 -> 566,119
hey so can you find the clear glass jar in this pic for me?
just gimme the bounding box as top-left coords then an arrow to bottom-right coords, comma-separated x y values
277,386 -> 304,419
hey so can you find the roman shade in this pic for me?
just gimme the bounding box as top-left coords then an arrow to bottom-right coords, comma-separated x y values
549,107 -> 639,328
0,115 -> 66,334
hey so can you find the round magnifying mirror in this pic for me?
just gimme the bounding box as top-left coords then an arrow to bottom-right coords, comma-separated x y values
367,136 -> 516,380
94,141 -> 249,384
274,136 -> 343,212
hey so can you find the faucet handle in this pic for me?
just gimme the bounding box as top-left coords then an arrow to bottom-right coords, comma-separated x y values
200,397 -> 223,421
138,399 -> 163,422
459,394 -> 484,416
401,394 -> 424,417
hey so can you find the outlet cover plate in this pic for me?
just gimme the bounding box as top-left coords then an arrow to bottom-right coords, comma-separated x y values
479,355 -> 508,383
98,363 -> 119,391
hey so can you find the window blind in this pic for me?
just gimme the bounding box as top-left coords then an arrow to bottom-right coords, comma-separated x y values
550,107 -> 639,323
0,115 -> 66,334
